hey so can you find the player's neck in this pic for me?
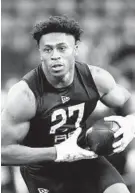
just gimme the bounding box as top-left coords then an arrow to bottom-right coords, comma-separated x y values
42,67 -> 75,89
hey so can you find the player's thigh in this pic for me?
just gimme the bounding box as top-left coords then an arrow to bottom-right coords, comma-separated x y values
103,183 -> 130,193
61,178 -> 97,193
94,157 -> 126,193
20,166 -> 63,193
20,166 -> 96,193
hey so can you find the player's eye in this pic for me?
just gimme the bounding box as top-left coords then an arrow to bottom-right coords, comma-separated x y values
43,48 -> 52,53
59,47 -> 66,52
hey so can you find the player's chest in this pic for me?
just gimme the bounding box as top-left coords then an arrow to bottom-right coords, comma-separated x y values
36,82 -> 98,131
30,84 -> 98,145
38,82 -> 96,118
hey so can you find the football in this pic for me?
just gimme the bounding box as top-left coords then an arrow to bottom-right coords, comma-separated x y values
78,119 -> 121,156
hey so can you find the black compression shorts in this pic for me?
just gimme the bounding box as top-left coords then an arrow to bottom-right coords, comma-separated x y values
20,157 -> 125,193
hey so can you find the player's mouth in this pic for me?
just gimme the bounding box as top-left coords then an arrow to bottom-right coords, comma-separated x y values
51,63 -> 64,71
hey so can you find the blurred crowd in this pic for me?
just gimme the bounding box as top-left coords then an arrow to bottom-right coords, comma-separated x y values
1,0 -> 135,193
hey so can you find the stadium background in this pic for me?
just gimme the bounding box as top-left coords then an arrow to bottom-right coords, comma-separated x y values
1,0 -> 135,192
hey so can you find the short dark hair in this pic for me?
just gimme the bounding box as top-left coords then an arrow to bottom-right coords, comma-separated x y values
31,15 -> 83,45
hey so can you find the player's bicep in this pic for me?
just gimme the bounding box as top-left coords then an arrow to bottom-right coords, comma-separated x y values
89,65 -> 130,108
1,111 -> 30,146
101,84 -> 131,108
1,81 -> 36,146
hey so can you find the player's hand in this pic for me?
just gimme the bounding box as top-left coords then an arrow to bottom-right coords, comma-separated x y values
55,127 -> 98,162
104,115 -> 135,153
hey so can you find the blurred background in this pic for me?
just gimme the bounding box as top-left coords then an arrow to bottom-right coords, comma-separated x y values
1,0 -> 135,192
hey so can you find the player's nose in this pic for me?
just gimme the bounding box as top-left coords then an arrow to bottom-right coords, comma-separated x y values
51,49 -> 61,60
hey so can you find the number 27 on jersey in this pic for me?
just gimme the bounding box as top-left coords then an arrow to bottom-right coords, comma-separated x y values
50,103 -> 85,134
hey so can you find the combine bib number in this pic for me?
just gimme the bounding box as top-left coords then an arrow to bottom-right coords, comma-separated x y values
50,103 -> 85,134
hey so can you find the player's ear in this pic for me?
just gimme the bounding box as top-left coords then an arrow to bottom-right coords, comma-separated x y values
74,41 -> 80,56
38,46 -> 43,61
39,52 -> 43,62
40,56 -> 43,62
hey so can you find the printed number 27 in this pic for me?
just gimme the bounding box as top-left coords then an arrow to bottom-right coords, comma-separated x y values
50,103 -> 85,134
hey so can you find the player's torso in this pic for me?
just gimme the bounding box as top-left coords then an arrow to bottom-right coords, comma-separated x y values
22,62 -> 99,148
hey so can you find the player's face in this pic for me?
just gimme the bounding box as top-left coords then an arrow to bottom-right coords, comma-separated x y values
39,33 -> 78,77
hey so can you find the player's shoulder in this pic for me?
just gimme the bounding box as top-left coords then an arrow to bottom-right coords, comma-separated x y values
87,65 -> 116,96
8,80 -> 34,100
5,80 -> 36,120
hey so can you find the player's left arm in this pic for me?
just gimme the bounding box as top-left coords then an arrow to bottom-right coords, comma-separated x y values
89,65 -> 135,153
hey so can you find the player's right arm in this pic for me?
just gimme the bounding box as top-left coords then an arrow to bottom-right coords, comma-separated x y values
1,81 -> 57,165
2,81 -> 96,165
